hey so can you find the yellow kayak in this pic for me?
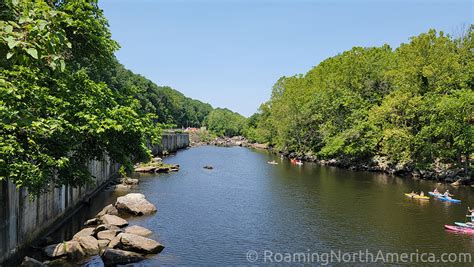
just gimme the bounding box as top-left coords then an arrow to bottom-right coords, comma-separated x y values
405,193 -> 429,200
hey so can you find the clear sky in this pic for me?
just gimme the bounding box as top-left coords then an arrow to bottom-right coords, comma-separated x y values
99,0 -> 473,117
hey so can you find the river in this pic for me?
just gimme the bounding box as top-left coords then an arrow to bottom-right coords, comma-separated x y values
43,146 -> 474,265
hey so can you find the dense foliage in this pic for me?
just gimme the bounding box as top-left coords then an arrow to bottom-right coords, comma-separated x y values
105,62 -> 213,128
247,28 -> 473,174
204,108 -> 247,137
0,0 -> 212,196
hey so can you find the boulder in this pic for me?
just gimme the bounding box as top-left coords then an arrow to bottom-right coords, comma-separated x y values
97,229 -> 118,241
84,218 -> 99,226
119,233 -> 164,254
151,157 -> 162,163
72,228 -> 95,240
108,233 -> 123,249
93,224 -> 120,235
121,178 -> 139,185
99,214 -> 128,227
124,225 -> 152,237
134,166 -> 156,173
43,241 -> 85,259
115,193 -> 157,216
21,256 -> 44,266
96,204 -> 119,218
76,236 -> 99,256
114,184 -> 131,192
102,249 -> 145,266
77,255 -> 104,267
98,239 -> 110,249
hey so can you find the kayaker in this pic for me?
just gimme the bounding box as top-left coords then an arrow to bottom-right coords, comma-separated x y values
468,207 -> 474,222
443,190 -> 451,197
419,191 -> 425,197
433,188 -> 439,194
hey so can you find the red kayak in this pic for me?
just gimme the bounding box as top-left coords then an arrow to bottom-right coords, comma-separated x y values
444,225 -> 474,234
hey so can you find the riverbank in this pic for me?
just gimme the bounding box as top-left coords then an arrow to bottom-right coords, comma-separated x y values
192,134 -> 472,185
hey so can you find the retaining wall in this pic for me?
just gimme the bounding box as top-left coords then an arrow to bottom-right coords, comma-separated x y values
0,132 -> 189,263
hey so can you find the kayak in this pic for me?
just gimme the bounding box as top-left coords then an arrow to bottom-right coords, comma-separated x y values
267,161 -> 278,165
295,161 -> 303,166
404,193 -> 429,200
437,196 -> 461,203
454,222 -> 474,228
444,225 -> 474,234
428,191 -> 442,197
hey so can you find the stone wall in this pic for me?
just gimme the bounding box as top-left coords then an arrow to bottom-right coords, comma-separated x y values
0,132 -> 189,263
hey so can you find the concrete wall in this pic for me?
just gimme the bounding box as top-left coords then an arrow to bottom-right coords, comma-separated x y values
151,132 -> 190,155
0,132 -> 189,263
0,155 -> 120,263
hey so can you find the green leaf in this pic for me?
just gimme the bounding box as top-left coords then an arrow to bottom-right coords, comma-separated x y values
7,38 -> 19,49
60,60 -> 65,72
26,48 -> 38,59
6,52 -> 14,59
5,25 -> 13,33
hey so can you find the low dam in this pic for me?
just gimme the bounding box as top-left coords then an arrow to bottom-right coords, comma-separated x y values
0,132 -> 189,263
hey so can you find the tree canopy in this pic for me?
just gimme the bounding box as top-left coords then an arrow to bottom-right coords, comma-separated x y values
246,28 -> 473,174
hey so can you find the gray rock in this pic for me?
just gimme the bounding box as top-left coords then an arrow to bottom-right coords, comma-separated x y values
93,224 -> 120,236
21,256 -> 44,266
43,241 -> 85,259
108,233 -> 123,249
96,204 -> 119,218
121,178 -> 139,185
77,236 -> 99,256
102,249 -> 145,266
79,255 -> 104,267
72,228 -> 95,240
124,225 -> 152,237
84,218 -> 99,226
115,193 -> 157,216
98,239 -> 110,249
114,184 -> 131,192
99,214 -> 128,227
119,233 -> 164,254
97,229 -> 118,241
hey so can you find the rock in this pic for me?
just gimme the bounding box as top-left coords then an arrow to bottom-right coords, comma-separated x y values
77,236 -> 99,256
151,157 -> 162,163
93,224 -> 120,235
43,241 -> 85,259
115,193 -> 157,216
72,228 -> 95,240
203,165 -> 213,169
121,178 -> 139,185
84,218 -> 99,226
124,225 -> 152,237
78,255 -> 104,267
96,204 -> 119,217
114,184 -> 131,192
97,229 -> 118,241
21,256 -> 44,266
134,166 -> 156,173
98,239 -> 110,249
102,249 -> 145,266
108,233 -> 123,249
100,214 -> 128,227
119,233 -> 164,254
451,179 -> 461,186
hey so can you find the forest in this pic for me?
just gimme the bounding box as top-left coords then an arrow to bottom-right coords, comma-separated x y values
246,27 -> 473,176
0,0 -> 213,196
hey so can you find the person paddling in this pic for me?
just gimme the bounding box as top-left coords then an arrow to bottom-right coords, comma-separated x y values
467,207 -> 474,223
433,188 -> 439,194
419,191 -> 425,197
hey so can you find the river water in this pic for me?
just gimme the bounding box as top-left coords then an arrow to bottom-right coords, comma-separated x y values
45,146 -> 474,265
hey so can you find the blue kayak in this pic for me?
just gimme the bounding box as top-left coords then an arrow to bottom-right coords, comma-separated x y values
428,191 -> 442,197
455,222 -> 474,228
437,196 -> 461,203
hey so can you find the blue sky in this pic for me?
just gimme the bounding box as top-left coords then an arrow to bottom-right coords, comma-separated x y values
100,0 -> 473,117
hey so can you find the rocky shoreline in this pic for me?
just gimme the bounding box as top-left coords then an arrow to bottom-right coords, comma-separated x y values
192,136 -> 472,185
22,193 -> 162,266
20,156 -> 180,266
